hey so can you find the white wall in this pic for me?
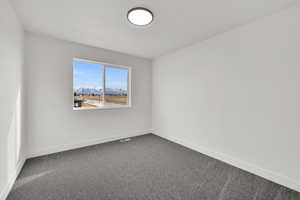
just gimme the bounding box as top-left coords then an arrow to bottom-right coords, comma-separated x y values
25,32 -> 152,157
0,0 -> 26,199
153,4 -> 300,191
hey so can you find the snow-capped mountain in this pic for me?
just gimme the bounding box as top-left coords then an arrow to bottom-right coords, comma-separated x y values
74,88 -> 127,95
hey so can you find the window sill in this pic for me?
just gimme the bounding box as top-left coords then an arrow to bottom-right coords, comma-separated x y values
73,104 -> 131,110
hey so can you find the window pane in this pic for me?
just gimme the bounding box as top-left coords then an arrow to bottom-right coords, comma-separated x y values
73,61 -> 104,109
105,66 -> 128,105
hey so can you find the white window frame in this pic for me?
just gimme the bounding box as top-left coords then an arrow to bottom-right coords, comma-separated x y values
73,58 -> 132,110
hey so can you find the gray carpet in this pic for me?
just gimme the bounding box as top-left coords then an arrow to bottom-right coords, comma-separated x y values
7,134 -> 300,200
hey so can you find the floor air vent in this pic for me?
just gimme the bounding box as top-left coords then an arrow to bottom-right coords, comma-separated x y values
120,138 -> 132,143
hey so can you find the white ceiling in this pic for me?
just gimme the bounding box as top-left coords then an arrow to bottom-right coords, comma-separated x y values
11,0 -> 297,59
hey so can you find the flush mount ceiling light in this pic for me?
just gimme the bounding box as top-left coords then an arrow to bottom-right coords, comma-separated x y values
127,7 -> 153,26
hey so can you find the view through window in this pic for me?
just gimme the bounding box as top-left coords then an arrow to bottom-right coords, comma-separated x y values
73,59 -> 130,109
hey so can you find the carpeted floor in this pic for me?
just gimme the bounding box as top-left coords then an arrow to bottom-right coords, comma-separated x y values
7,134 -> 300,200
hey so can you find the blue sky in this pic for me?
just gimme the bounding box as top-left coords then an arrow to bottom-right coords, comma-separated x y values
73,61 -> 128,90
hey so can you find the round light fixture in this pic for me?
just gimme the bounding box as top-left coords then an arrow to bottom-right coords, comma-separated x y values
127,7 -> 153,26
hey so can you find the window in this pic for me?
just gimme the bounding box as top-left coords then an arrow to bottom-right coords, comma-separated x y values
73,58 -> 131,110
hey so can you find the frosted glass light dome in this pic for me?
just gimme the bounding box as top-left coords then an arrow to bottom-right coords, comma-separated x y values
127,7 -> 153,26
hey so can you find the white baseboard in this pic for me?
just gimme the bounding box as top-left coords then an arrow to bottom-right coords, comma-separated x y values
27,130 -> 153,159
154,132 -> 300,192
1,130 -> 153,200
0,158 -> 26,200
5,130 -> 298,199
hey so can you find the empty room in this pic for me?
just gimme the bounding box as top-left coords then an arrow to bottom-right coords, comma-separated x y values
1,0 -> 300,199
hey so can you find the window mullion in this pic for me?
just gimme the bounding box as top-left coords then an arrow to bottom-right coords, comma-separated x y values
103,66 -> 106,105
